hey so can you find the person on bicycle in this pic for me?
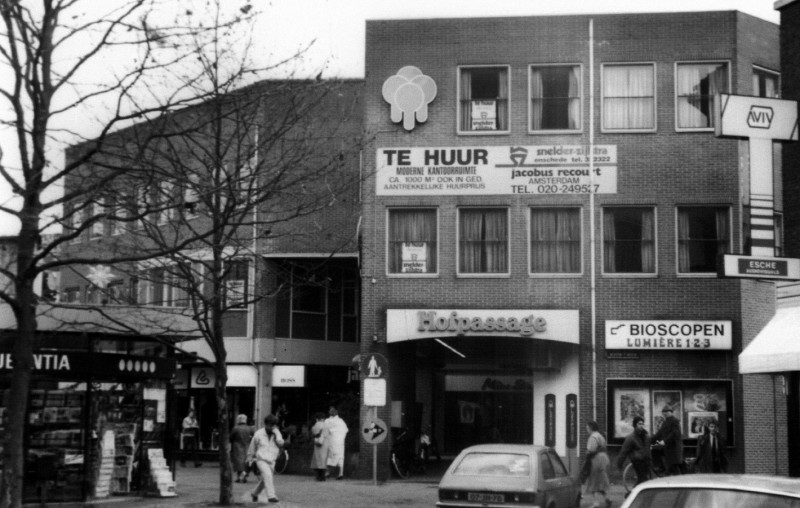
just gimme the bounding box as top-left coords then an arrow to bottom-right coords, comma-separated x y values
617,416 -> 652,487
652,406 -> 686,475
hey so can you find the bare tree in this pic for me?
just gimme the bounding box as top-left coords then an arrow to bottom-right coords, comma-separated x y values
0,1 -> 344,506
62,76 -> 364,504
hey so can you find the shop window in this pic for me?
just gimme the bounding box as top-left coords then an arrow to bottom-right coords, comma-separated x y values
677,206 -> 730,274
753,67 -> 779,98
603,207 -> 656,274
607,379 -> 733,446
602,63 -> 656,131
458,66 -> 510,133
530,207 -> 581,274
388,208 -> 438,275
676,62 -> 729,130
530,65 -> 581,132
458,208 -> 509,275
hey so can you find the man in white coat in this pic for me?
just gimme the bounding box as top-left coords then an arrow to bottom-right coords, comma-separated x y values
325,406 -> 349,479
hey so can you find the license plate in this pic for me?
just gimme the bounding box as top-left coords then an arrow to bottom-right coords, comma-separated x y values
467,492 -> 504,503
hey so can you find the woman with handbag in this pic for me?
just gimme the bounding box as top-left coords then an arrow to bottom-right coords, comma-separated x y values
584,420 -> 612,508
310,412 -> 328,481
230,414 -> 253,483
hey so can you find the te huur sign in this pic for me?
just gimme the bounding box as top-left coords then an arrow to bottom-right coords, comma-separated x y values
718,254 -> 800,281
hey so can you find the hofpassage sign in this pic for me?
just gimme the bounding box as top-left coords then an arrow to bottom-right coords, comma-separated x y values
605,320 -> 732,350
376,145 -> 617,196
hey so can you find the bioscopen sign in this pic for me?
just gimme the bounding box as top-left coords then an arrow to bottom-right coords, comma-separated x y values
386,309 -> 579,344
376,145 -> 617,196
605,320 -> 732,350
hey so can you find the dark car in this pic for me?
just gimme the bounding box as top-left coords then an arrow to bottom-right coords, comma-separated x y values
437,444 -> 581,508
619,474 -> 800,508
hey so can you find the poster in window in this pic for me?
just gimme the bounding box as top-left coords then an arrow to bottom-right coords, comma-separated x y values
614,389 -> 649,438
652,391 -> 682,434
687,411 -> 719,438
401,242 -> 427,273
471,100 -> 497,130
225,279 -> 245,307
683,387 -> 727,413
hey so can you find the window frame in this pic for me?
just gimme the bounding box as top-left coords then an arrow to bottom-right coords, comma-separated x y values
674,60 -> 731,132
528,63 -> 583,134
601,206 -> 658,277
457,64 -> 511,136
528,206 -> 583,277
675,205 -> 731,276
386,207 -> 439,277
457,206 -> 510,277
600,62 -> 657,133
775,212 -> 784,257
753,65 -> 780,98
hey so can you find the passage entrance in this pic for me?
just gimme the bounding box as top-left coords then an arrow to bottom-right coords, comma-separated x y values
443,374 -> 533,454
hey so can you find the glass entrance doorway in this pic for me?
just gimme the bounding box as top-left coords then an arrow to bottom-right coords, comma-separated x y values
443,374 -> 533,454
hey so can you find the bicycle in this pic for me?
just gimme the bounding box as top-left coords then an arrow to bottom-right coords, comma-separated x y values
622,444 -> 667,493
390,427 -> 424,478
274,448 -> 289,474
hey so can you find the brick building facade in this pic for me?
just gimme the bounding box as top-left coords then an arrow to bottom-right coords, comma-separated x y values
359,11 -> 787,480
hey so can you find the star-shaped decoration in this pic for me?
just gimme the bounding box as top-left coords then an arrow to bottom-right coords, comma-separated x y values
87,265 -> 115,288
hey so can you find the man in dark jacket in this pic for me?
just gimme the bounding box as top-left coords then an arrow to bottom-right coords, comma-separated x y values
694,420 -> 727,473
617,416 -> 652,486
652,406 -> 685,475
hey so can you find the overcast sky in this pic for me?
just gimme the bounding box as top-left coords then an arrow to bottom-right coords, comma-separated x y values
0,0 -> 782,236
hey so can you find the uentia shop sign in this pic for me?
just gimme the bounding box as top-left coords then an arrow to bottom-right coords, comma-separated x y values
376,145 -> 617,196
0,351 -> 176,379
605,320 -> 732,350
386,309 -> 579,343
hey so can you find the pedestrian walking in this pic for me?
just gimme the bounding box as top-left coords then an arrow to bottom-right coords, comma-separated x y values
325,406 -> 348,479
694,420 -> 727,473
230,414 -> 254,483
180,409 -> 201,467
616,416 -> 652,487
310,412 -> 328,481
584,420 -> 611,508
247,414 -> 285,503
652,406 -> 686,475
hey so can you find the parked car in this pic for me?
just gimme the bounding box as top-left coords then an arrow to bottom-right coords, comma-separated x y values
437,444 -> 580,508
619,474 -> 800,508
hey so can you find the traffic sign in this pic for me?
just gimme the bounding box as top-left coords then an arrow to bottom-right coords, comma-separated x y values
362,417 -> 388,444
363,378 -> 386,406
361,353 -> 388,378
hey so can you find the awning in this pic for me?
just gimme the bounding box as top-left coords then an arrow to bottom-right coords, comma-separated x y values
739,307 -> 800,374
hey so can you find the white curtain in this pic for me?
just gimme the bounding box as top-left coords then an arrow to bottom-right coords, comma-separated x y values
531,67 -> 580,130
460,209 -> 507,273
389,210 -> 437,273
530,209 -> 580,273
603,65 -> 654,129
678,63 -> 727,128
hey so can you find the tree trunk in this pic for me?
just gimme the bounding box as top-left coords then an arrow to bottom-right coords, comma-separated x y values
216,370 -> 233,505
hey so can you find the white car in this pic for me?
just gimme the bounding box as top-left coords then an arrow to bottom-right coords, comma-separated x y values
437,444 -> 580,508
619,474 -> 800,508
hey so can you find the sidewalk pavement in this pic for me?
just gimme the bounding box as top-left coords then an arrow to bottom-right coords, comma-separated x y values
27,461 -> 629,507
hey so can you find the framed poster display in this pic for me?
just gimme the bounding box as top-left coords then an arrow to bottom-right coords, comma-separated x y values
613,389 -> 650,439
687,411 -> 719,438
652,391 -> 682,434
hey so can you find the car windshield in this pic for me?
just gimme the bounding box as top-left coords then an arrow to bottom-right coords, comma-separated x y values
452,452 -> 531,477
628,488 -> 800,508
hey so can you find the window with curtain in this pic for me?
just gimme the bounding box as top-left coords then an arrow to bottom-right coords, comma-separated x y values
602,64 -> 655,131
677,207 -> 729,273
753,67 -> 779,98
459,208 -> 508,274
388,209 -> 438,274
676,62 -> 729,129
224,259 -> 249,308
459,66 -> 509,132
530,65 -> 581,131
603,207 -> 656,274
530,208 -> 581,274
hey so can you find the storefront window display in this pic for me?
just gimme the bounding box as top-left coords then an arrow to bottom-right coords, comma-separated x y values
607,379 -> 733,446
0,340 -> 179,503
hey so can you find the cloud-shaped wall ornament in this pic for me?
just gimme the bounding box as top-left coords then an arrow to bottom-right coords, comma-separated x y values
382,66 -> 437,131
